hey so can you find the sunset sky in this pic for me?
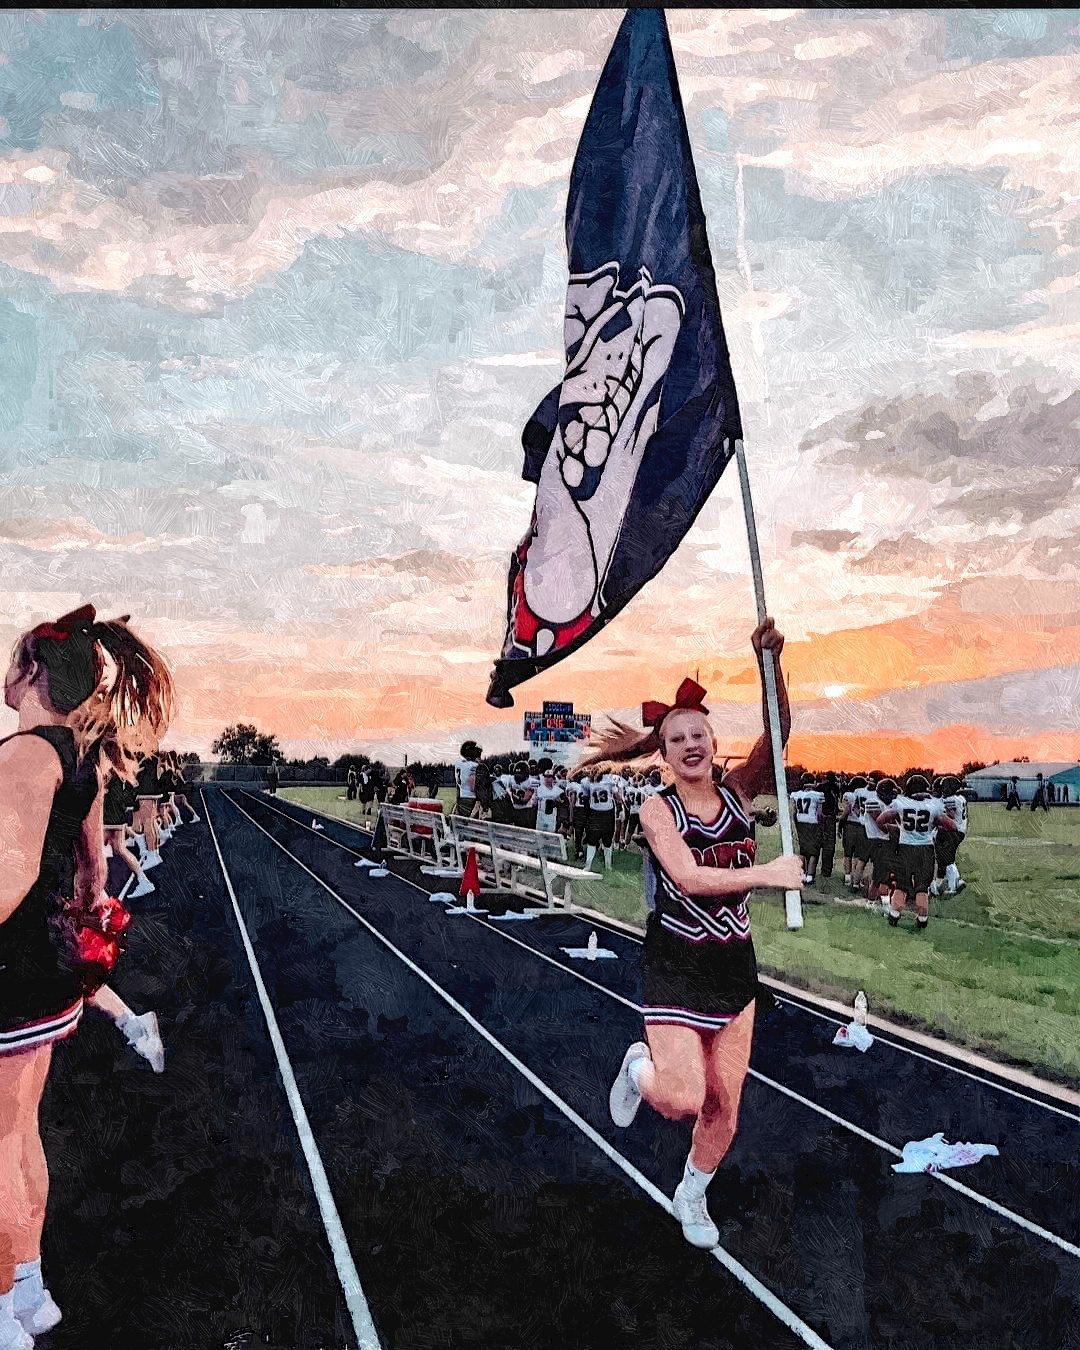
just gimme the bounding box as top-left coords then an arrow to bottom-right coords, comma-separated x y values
0,8 -> 1079,771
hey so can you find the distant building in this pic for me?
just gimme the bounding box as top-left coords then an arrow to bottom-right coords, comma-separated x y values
964,761 -> 1080,803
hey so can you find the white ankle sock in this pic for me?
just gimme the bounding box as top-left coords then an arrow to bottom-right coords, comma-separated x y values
12,1258 -> 43,1309
628,1055 -> 648,1090
680,1157 -> 715,1199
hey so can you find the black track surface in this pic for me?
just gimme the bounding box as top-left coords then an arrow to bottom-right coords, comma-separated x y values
35,787 -> 1080,1350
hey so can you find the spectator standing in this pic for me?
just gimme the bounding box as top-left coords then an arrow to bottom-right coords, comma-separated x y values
1005,777 -> 1021,810
1031,773 -> 1050,812
819,772 -> 839,878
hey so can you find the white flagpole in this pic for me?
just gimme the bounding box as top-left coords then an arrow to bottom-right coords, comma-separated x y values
734,439 -> 803,930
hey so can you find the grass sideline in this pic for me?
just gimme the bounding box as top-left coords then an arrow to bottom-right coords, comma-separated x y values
280,789 -> 1080,1087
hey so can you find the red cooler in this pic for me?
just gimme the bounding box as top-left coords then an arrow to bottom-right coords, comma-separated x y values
406,797 -> 444,837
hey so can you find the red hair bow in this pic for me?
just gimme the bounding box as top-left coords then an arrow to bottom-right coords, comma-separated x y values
31,604 -> 97,642
642,678 -> 709,731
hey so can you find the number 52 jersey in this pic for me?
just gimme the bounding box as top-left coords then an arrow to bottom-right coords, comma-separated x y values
891,795 -> 946,846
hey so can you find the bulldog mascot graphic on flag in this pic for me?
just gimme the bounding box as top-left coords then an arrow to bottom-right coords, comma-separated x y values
513,262 -> 685,661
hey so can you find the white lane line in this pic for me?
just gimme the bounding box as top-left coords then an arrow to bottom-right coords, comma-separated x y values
202,791 -> 382,1350
234,790 -> 1080,1261
222,791 -> 835,1350
768,994 -> 1080,1123
237,792 -> 1080,1122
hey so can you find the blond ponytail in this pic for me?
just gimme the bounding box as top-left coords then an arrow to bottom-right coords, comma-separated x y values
70,618 -> 174,781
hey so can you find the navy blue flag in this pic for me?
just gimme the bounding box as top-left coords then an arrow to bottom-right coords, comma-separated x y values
486,8 -> 743,709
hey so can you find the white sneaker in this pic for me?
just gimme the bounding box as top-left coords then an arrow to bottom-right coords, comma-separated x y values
122,1011 -> 165,1073
188,812 -> 201,823
130,874 -> 156,898
609,1041 -> 649,1128
143,851 -> 162,870
954,879 -> 966,893
672,1183 -> 719,1249
0,1309 -> 32,1350
13,1282 -> 61,1336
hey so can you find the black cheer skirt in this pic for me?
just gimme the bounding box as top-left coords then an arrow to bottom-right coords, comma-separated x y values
641,913 -> 766,1033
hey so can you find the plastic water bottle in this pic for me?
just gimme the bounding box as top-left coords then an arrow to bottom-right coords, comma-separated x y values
854,991 -> 868,1026
587,930 -> 598,961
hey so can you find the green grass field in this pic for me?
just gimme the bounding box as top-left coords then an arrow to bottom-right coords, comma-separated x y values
280,789 -> 1080,1086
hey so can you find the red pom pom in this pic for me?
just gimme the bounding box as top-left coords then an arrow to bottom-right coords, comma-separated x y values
92,895 -> 132,934
74,928 -> 120,971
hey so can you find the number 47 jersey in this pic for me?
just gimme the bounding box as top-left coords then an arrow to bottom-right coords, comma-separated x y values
891,795 -> 947,846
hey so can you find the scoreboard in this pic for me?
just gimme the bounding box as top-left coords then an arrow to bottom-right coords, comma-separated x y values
524,701 -> 591,753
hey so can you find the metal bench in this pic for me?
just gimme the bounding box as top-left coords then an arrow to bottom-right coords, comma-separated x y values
446,814 -> 595,909
378,804 -> 457,868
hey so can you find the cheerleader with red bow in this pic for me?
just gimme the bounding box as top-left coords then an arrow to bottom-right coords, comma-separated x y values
0,606 -> 172,1348
600,620 -> 803,1251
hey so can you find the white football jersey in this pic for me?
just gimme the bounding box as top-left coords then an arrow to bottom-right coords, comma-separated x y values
454,759 -> 476,797
891,795 -> 945,846
841,790 -> 863,824
588,774 -> 617,812
942,794 -> 968,835
535,782 -> 563,819
861,791 -> 890,841
509,779 -> 535,809
791,789 -> 824,824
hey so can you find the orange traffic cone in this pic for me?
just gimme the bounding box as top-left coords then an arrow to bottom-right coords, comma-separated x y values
459,847 -> 482,905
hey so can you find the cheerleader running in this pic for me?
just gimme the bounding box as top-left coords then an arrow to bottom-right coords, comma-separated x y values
0,606 -> 172,1347
602,620 -> 803,1249
169,751 -> 201,825
133,753 -> 163,870
102,768 -> 155,898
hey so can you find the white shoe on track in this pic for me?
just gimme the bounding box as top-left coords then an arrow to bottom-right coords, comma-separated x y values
130,874 -> 156,898
671,1183 -> 719,1249
0,1309 -> 33,1350
13,1284 -> 61,1337
143,851 -> 162,870
608,1041 -> 649,1128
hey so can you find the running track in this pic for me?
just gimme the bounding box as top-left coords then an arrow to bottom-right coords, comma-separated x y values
36,787 -> 1080,1350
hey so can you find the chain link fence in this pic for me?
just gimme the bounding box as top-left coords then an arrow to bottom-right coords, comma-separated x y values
185,763 -> 346,786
